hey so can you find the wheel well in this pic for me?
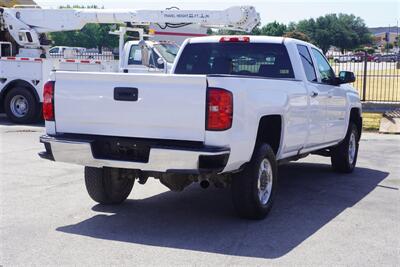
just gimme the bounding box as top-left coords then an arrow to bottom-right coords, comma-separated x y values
255,115 -> 282,155
0,80 -> 40,106
350,108 -> 362,141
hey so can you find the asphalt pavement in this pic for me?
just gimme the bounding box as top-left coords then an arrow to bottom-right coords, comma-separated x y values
0,114 -> 399,266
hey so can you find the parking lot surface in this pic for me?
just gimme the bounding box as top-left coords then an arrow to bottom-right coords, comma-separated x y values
0,114 -> 399,266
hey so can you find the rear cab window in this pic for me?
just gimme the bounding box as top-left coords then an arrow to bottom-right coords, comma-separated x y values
297,44 -> 317,82
128,45 -> 142,65
175,42 -> 294,79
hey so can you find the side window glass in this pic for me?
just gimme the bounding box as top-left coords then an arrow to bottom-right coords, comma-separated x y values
297,45 -> 317,82
311,48 -> 336,84
128,45 -> 142,65
149,50 -> 163,69
50,48 -> 59,54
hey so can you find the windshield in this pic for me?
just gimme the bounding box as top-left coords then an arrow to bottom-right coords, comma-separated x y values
153,43 -> 179,63
175,42 -> 294,79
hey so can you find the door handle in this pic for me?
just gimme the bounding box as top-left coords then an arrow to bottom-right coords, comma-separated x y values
328,89 -> 334,98
310,91 -> 318,98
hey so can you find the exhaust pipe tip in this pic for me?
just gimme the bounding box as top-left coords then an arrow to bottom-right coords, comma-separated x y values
200,180 -> 210,189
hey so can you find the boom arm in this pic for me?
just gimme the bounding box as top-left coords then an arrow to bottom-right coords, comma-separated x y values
0,6 -> 260,48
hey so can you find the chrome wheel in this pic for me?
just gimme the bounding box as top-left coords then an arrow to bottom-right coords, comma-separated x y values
257,158 -> 273,205
10,95 -> 29,118
348,131 -> 356,165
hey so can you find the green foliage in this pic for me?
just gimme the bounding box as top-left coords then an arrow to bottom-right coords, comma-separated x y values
365,48 -> 376,54
260,21 -> 287,36
292,14 -> 372,53
215,13 -> 371,54
49,24 -> 118,50
48,5 -> 116,50
385,43 -> 394,49
59,5 -> 102,9
283,31 -> 311,42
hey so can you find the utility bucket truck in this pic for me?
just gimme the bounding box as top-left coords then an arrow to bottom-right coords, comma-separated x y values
0,5 -> 260,123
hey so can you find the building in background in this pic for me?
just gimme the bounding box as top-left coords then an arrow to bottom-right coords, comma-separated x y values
369,27 -> 400,53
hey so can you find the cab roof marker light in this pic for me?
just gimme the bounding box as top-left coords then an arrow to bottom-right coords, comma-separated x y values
219,36 -> 250,43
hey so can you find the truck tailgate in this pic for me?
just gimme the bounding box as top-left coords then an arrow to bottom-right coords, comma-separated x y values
54,72 -> 207,141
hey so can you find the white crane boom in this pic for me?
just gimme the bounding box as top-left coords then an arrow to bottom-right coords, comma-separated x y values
0,6 -> 260,48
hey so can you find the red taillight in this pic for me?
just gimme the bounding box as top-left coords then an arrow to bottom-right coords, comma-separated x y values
219,36 -> 250,43
206,88 -> 233,131
43,81 -> 55,121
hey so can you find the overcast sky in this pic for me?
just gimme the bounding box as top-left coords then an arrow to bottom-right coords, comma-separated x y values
34,0 -> 399,28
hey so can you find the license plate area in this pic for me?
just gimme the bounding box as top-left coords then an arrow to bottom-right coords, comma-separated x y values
91,138 -> 150,163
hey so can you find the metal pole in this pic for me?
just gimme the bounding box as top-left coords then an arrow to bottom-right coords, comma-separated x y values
362,50 -> 368,101
119,27 -> 126,70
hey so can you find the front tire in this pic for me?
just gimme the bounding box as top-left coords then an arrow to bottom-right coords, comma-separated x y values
231,143 -> 278,220
4,87 -> 41,124
84,167 -> 134,204
330,123 -> 359,173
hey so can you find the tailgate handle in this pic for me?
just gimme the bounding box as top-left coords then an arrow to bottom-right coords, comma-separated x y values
114,87 -> 138,101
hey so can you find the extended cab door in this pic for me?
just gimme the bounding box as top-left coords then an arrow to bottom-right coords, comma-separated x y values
311,48 -> 347,143
296,44 -> 326,148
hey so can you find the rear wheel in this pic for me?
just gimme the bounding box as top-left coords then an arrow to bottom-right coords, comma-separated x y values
84,167 -> 134,204
4,87 -> 41,124
231,143 -> 278,220
331,123 -> 359,173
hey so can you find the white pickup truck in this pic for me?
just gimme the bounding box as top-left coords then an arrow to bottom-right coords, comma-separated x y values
39,36 -> 362,219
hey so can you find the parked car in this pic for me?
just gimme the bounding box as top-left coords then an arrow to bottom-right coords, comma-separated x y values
39,36 -> 362,220
333,54 -> 362,63
353,52 -> 374,62
373,54 -> 399,63
48,46 -> 86,56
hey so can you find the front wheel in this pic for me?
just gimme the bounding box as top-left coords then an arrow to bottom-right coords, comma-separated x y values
84,167 -> 134,204
330,123 -> 359,173
231,143 -> 278,220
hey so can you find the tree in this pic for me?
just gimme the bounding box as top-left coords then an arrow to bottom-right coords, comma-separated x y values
49,24 -> 118,51
48,5 -> 118,51
283,31 -> 310,42
260,21 -> 287,36
292,14 -> 372,53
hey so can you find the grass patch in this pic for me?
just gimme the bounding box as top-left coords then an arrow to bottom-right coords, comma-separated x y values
362,112 -> 382,131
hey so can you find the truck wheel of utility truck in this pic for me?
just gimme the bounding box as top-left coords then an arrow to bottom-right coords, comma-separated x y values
330,122 -> 359,173
84,167 -> 134,204
231,143 -> 278,220
4,87 -> 41,124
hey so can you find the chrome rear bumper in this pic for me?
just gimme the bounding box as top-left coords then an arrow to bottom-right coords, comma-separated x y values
39,135 -> 230,174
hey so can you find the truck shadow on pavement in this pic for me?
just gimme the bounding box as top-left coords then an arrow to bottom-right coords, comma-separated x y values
57,163 -> 388,259
0,114 -> 44,127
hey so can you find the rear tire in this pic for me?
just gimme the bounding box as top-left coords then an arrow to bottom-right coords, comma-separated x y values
330,123 -> 359,173
4,87 -> 41,124
231,143 -> 278,220
84,167 -> 134,204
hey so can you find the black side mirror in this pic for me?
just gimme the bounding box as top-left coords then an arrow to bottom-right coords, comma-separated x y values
338,71 -> 356,84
